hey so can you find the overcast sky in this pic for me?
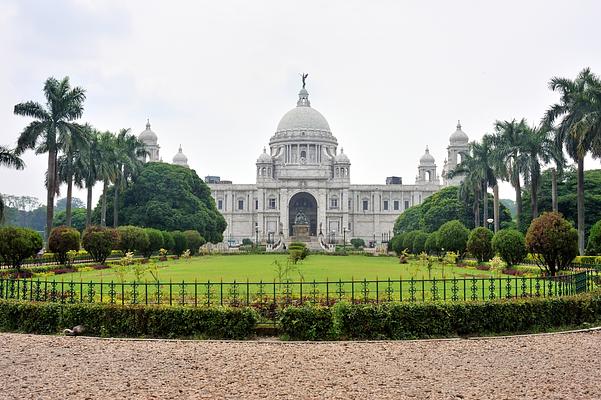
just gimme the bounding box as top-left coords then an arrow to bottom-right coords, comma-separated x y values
1,0 -> 600,206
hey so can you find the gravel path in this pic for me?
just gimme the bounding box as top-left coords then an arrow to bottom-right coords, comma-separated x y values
1,331 -> 600,399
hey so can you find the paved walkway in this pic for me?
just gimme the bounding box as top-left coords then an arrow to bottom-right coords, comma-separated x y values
0,331 -> 600,399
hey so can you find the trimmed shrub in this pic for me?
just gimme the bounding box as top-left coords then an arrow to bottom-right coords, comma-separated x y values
0,227 -> 43,271
438,220 -> 469,256
412,231 -> 429,255
391,233 -> 406,256
242,238 -> 253,246
0,301 -> 258,339
116,226 -> 149,254
161,231 -> 175,253
142,228 -> 164,258
171,231 -> 188,256
526,212 -> 578,276
424,231 -> 441,255
183,230 -> 205,255
279,306 -> 334,340
402,231 -> 419,254
492,229 -> 527,267
467,227 -> 494,262
81,226 -> 119,265
350,238 -> 365,250
586,220 -> 601,255
288,242 -> 309,264
48,226 -> 81,265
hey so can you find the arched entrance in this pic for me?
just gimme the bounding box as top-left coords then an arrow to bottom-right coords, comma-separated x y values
288,192 -> 318,237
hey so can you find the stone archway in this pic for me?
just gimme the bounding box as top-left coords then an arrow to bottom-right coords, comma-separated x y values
288,192 -> 318,237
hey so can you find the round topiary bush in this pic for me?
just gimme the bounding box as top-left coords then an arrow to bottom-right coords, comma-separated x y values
391,233 -> 406,255
412,231 -> 429,255
586,220 -> 601,255
142,228 -> 164,258
467,227 -> 494,263
48,226 -> 81,265
183,230 -> 205,255
424,231 -> 441,255
82,226 -> 119,265
350,238 -> 365,250
437,220 -> 469,256
402,231 -> 419,254
492,229 -> 526,267
0,226 -> 43,271
171,231 -> 188,256
161,231 -> 175,253
116,226 -> 149,254
526,211 -> 578,276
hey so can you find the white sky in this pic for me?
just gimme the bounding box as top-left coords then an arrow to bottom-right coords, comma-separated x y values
1,0 -> 600,206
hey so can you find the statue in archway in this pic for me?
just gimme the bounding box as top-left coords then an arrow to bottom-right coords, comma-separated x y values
294,209 -> 309,225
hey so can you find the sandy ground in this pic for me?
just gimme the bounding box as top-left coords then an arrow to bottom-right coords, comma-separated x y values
0,331 -> 600,399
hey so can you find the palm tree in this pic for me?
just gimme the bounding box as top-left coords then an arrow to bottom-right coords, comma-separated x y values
492,119 -> 529,231
14,77 -> 86,240
96,131 -> 118,227
521,123 -> 564,219
74,125 -> 101,227
112,129 -> 147,227
0,146 -> 25,222
544,68 -> 601,254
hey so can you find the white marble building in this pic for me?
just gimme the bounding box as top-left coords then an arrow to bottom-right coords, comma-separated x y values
200,84 -> 469,246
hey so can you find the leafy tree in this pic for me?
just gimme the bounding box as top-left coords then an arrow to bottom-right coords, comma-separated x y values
437,220 -> 469,256
412,231 -> 429,255
48,226 -> 81,265
467,227 -> 493,262
0,227 -> 43,271
56,197 -> 85,212
424,231 -> 441,255
526,212 -> 578,276
142,228 -> 164,258
390,234 -> 405,256
54,208 -> 86,232
586,220 -> 601,255
82,226 -> 119,264
116,225 -> 149,254
94,162 -> 226,243
544,68 -> 601,254
14,77 -> 86,241
171,231 -> 188,256
161,231 -> 175,253
402,231 -> 419,254
350,238 -> 365,249
0,145 -> 25,223
492,229 -> 527,267
183,230 -> 205,255
393,206 -> 423,234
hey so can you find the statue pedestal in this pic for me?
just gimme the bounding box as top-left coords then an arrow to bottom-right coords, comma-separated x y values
292,224 -> 310,241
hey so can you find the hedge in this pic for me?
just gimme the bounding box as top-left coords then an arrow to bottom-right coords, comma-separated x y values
279,294 -> 601,340
0,301 -> 257,339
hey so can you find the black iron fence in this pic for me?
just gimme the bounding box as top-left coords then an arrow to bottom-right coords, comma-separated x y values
0,270 -> 596,309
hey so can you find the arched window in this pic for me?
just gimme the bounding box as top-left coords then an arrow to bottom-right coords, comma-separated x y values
300,150 -> 307,159
261,167 -> 266,176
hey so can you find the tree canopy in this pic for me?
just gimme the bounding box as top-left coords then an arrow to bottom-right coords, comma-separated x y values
93,162 -> 226,243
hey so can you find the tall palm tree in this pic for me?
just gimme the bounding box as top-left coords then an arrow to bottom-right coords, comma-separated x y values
96,131 -> 118,227
492,119 -> 529,231
74,125 -> 101,227
14,77 -> 86,240
0,146 -> 25,222
112,129 -> 147,227
544,68 -> 601,254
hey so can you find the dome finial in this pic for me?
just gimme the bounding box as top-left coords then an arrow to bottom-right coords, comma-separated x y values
297,73 -> 311,107
146,118 -> 151,130
178,144 -> 182,152
457,120 -> 461,129
425,145 -> 429,153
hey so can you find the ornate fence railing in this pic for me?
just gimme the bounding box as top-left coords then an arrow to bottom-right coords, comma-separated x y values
0,270 -> 596,308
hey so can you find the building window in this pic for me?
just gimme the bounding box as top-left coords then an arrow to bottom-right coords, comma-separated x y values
330,197 -> 338,209
362,200 -> 369,211
383,200 -> 389,211
348,222 -> 352,231
348,199 -> 351,210
404,200 -> 410,210
255,199 -> 259,210
217,199 -> 223,210
393,200 -> 399,211
268,198 -> 276,209
238,200 -> 244,210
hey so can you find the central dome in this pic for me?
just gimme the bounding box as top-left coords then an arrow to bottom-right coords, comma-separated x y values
275,88 -> 331,133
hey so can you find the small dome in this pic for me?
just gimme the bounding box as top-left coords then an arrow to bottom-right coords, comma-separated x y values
419,146 -> 435,165
334,148 -> 350,163
257,147 -> 272,163
139,120 -> 158,145
450,120 -> 469,144
172,145 -> 188,167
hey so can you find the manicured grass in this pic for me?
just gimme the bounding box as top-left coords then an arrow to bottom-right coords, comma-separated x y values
46,254 -> 514,283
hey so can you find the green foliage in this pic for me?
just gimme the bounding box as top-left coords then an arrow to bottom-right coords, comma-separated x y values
53,208 -> 87,232
492,229 -> 527,267
94,163 -> 226,243
277,295 -> 601,340
171,231 -> 188,256
390,233 -> 405,256
81,226 -> 119,265
586,220 -> 601,255
0,301 -> 257,339
116,225 -> 149,254
48,226 -> 81,265
161,231 -> 175,253
288,242 -> 309,264
183,230 -> 205,255
437,220 -> 469,256
526,212 -> 578,276
0,227 -> 43,270
242,238 -> 253,246
142,228 -> 164,258
424,231 -> 441,255
467,227 -> 494,262
402,231 -> 419,253
393,206 -> 422,234
350,238 -> 365,249
412,231 -> 429,255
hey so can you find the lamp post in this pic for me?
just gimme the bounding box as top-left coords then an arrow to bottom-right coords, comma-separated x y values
255,226 -> 259,247
486,218 -> 494,231
343,227 -> 347,252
